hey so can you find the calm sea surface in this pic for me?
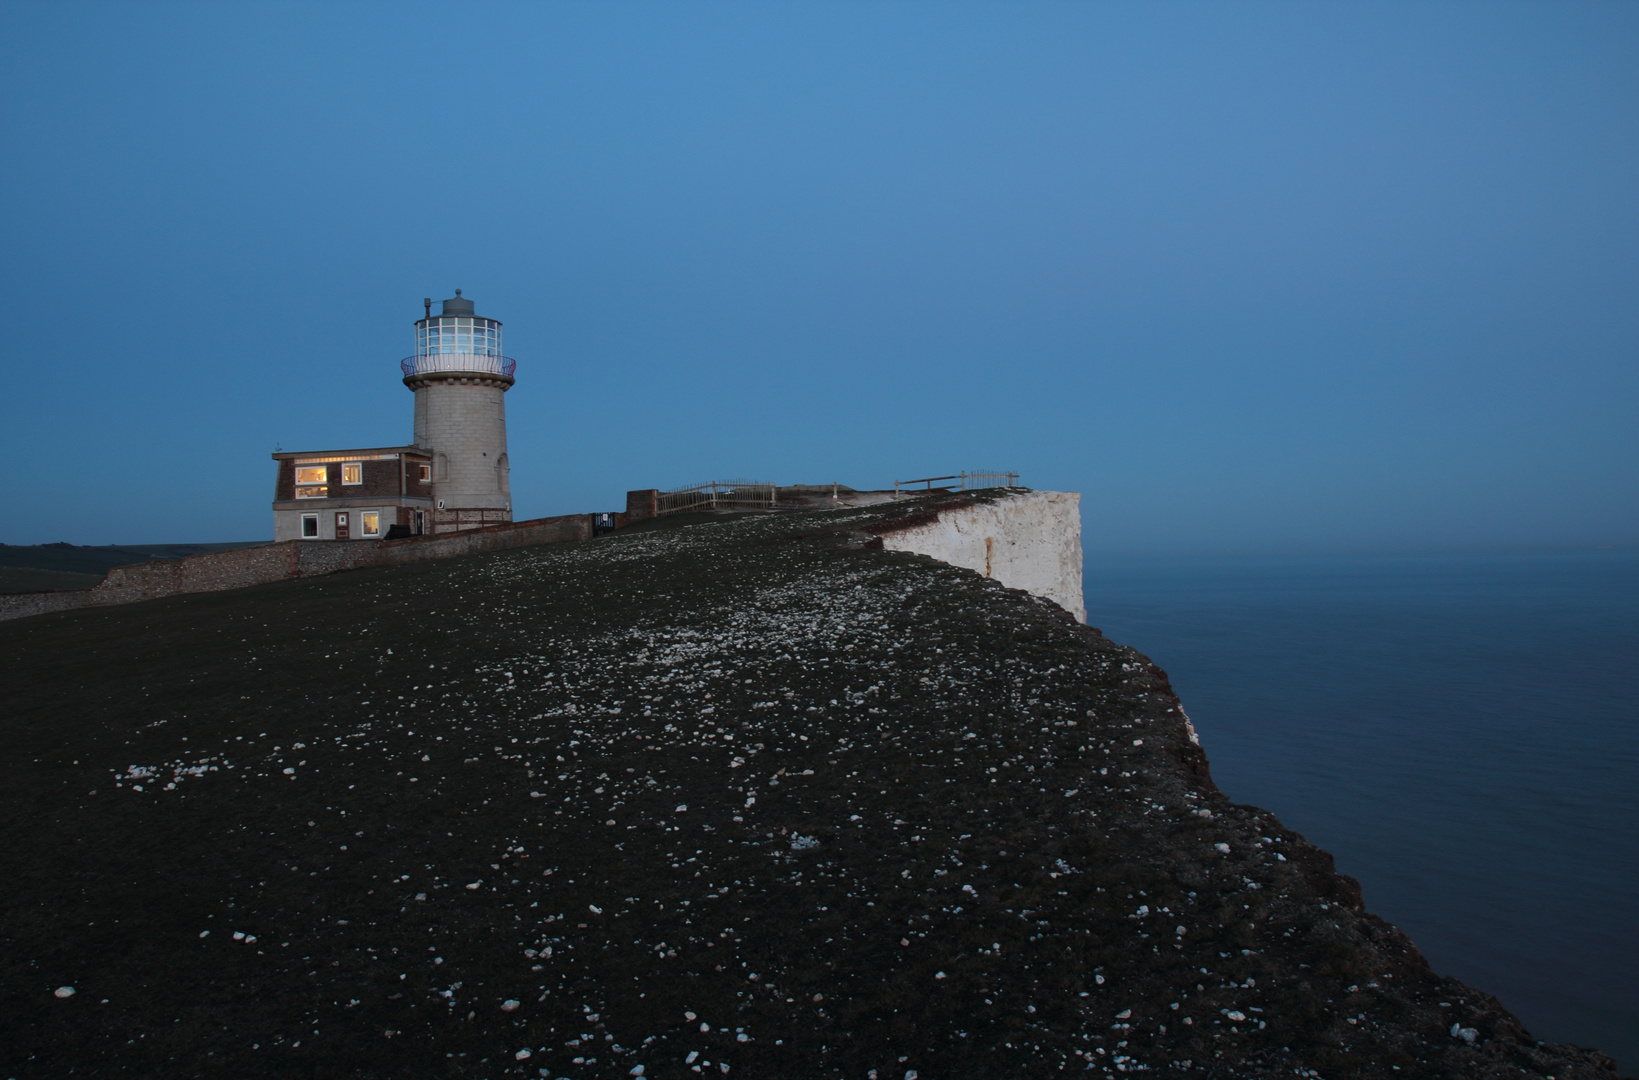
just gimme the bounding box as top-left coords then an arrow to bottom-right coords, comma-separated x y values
1083,548 -> 1639,1070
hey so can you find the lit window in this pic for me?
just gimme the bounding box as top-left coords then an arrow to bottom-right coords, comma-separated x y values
295,465 -> 327,485
360,511 -> 382,537
418,464 -> 431,482
300,514 -> 319,538
341,463 -> 362,485
295,486 -> 326,499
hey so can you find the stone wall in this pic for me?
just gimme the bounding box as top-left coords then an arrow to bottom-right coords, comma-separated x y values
871,490 -> 1086,622
0,590 -> 93,620
413,378 -> 511,512
0,513 -> 592,623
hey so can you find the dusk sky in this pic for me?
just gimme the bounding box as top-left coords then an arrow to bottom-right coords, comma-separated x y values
2,2 -> 1634,552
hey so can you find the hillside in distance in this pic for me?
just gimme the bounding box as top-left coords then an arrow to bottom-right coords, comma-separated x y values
0,495 -> 1621,1078
0,541 -> 267,593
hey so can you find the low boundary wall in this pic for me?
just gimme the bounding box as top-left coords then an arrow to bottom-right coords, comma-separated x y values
0,514 -> 593,624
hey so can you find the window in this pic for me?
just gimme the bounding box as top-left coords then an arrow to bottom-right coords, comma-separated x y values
416,316 -> 501,361
300,514 -> 319,538
360,510 -> 382,538
418,464 -> 431,482
341,463 -> 362,485
295,465 -> 327,485
295,486 -> 327,499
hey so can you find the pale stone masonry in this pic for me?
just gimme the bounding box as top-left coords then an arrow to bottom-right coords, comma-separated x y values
407,372 -> 512,523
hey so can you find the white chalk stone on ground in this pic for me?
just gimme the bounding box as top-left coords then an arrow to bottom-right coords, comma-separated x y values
54,986 -> 75,998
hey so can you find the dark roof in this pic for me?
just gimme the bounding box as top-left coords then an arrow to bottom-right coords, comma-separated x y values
270,446 -> 430,461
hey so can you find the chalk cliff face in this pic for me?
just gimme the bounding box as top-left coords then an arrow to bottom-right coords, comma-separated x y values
0,497 -> 1620,1079
872,489 -> 1087,623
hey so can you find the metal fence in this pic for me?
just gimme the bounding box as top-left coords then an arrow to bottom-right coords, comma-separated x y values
893,471 -> 1019,495
432,508 -> 514,533
657,479 -> 779,515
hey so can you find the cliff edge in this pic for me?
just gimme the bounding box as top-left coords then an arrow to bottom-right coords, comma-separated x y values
0,493 -> 1621,1078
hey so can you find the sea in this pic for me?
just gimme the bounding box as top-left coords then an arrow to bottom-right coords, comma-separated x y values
1083,546 -> 1639,1071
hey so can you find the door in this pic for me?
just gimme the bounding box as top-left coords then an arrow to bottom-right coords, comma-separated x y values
335,511 -> 350,540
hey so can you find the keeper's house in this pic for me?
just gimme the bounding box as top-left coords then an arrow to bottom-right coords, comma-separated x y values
271,289 -> 517,540
271,447 -> 434,541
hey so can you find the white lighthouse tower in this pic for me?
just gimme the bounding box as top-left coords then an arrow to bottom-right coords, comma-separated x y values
402,290 -> 515,532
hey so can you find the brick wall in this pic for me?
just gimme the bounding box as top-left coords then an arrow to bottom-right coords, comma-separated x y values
0,513 -> 592,623
274,459 -> 295,501
624,489 -> 659,523
405,457 -> 433,498
275,457 -> 425,502
357,458 -> 401,498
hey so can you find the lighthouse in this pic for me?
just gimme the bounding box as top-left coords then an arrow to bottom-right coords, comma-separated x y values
270,290 -> 517,541
402,290 -> 516,532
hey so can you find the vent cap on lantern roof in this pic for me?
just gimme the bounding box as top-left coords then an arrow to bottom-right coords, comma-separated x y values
440,289 -> 476,317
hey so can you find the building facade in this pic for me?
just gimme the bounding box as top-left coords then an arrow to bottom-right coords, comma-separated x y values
270,447 -> 434,541
272,291 -> 516,539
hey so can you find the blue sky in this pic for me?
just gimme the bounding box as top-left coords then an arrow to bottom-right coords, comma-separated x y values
2,2 -> 1634,551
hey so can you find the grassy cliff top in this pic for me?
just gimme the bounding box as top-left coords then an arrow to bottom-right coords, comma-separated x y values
0,497 -> 1618,1078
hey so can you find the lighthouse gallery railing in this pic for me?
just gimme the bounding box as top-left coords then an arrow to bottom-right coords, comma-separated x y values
401,355 -> 517,378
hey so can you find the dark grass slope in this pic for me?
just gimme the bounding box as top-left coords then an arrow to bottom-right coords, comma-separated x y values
0,501 -> 1621,1079
0,542 -> 269,593
0,566 -> 105,592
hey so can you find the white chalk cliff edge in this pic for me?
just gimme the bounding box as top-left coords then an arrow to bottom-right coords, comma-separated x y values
872,490 -> 1086,623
